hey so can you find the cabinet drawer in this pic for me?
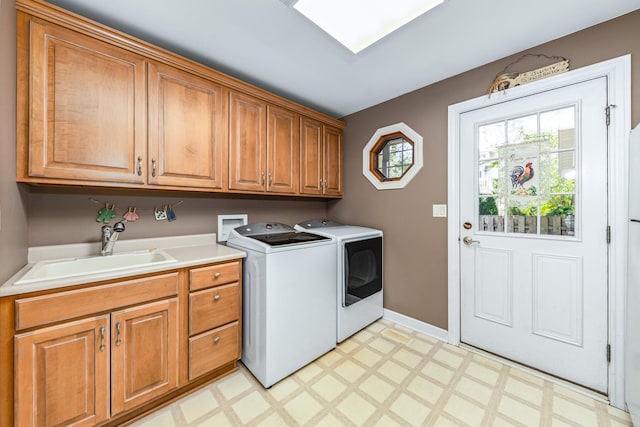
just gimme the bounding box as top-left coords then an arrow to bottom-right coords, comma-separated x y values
189,261 -> 240,291
15,272 -> 179,330
189,321 -> 240,380
189,283 -> 239,336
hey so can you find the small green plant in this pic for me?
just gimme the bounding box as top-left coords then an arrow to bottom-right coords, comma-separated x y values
479,197 -> 498,215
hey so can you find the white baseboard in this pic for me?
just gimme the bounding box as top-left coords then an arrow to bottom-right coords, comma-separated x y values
383,309 -> 449,342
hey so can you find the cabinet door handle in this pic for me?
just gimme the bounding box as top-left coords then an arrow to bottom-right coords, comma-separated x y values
213,336 -> 220,344
151,159 -> 157,178
213,294 -> 221,301
137,156 -> 143,176
214,272 -> 221,279
261,172 -> 265,185
115,322 -> 121,346
99,326 -> 105,352
268,172 -> 273,185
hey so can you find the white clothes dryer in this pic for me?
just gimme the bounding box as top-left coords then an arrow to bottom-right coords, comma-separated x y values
226,222 -> 337,387
296,219 -> 383,342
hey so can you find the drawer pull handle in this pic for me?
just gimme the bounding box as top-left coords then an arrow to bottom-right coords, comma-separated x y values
115,322 -> 122,346
214,272 -> 222,279
213,336 -> 220,344
99,326 -> 105,352
213,294 -> 221,301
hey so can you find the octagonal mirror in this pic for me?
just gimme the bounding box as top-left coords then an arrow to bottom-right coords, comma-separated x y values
363,123 -> 423,190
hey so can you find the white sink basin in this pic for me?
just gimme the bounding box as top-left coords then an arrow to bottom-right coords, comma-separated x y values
14,250 -> 178,285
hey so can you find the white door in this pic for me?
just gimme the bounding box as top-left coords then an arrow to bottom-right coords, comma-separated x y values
459,77 -> 609,392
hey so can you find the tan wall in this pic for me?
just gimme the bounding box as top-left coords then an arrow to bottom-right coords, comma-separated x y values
27,188 -> 327,246
329,10 -> 640,330
0,0 -> 29,283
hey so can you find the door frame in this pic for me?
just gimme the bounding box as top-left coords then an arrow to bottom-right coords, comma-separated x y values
447,55 -> 631,408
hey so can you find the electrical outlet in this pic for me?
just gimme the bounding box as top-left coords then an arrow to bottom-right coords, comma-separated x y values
432,204 -> 447,218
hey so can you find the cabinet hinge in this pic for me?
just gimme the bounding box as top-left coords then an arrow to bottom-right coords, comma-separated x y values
605,104 -> 616,126
607,344 -> 611,363
606,225 -> 611,244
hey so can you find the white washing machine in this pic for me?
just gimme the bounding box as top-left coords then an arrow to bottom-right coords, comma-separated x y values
226,222 -> 336,388
296,219 -> 383,342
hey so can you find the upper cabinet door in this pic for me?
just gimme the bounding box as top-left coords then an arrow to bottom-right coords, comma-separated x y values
299,117 -> 324,195
23,19 -> 146,184
147,63 -> 227,190
267,105 -> 299,194
229,92 -> 267,192
323,125 -> 343,196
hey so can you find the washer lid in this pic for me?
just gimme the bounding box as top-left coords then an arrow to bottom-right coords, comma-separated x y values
249,231 -> 330,246
232,222 -> 330,247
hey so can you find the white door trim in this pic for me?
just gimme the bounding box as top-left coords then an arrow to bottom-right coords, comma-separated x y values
447,55 -> 631,408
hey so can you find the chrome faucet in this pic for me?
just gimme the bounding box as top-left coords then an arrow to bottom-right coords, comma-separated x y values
101,221 -> 126,256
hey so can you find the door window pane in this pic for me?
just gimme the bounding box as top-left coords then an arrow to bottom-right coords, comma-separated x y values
479,196 -> 504,232
478,161 -> 500,195
540,107 -> 576,149
508,199 -> 537,234
507,114 -> 537,144
479,122 -> 505,159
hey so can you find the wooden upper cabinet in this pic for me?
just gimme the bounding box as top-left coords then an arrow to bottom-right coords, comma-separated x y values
300,117 -> 324,195
19,17 -> 146,184
323,125 -> 343,196
148,62 -> 227,189
229,92 -> 267,192
14,315 -> 110,426
16,3 -> 344,196
111,298 -> 179,415
300,118 -> 343,196
267,105 -> 299,194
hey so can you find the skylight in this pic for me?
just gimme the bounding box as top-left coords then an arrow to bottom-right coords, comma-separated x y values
290,0 -> 445,54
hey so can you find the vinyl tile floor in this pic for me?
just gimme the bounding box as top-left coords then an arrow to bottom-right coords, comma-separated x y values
131,320 -> 632,426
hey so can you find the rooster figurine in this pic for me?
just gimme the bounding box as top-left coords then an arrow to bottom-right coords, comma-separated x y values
510,162 -> 534,189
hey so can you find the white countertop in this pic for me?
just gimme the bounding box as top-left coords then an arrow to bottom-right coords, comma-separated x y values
0,233 -> 246,297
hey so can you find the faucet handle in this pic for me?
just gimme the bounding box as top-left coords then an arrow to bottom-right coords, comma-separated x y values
113,221 -> 126,233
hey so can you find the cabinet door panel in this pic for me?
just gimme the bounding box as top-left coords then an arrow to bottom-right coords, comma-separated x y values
324,125 -> 343,196
148,63 -> 227,189
111,298 -> 178,415
300,117 -> 323,195
229,92 -> 266,191
15,315 -> 110,427
267,105 -> 298,194
27,20 -> 146,184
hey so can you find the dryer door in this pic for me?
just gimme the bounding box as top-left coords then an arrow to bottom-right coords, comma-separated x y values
344,237 -> 382,306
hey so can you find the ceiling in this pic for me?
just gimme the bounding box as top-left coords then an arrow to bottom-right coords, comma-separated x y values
47,0 -> 640,118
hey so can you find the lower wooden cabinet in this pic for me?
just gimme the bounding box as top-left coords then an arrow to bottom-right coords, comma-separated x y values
6,259 -> 243,426
15,316 -> 111,426
14,298 -> 179,425
187,262 -> 242,381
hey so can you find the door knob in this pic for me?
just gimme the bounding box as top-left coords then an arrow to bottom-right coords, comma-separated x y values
463,236 -> 480,246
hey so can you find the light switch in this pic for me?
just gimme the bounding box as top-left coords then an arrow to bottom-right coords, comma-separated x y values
432,204 -> 447,218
